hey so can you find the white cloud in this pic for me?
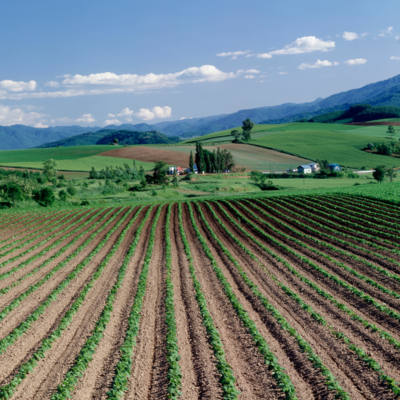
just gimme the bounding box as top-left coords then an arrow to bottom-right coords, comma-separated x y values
107,113 -> 116,118
34,122 -> 49,128
343,31 -> 359,41
390,56 -> 400,60
45,81 -> 60,88
216,50 -> 250,59
258,36 -> 335,59
117,108 -> 134,117
378,26 -> 394,37
75,113 -> 95,123
244,75 -> 255,79
245,69 -> 260,74
0,105 -> 45,126
135,106 -> 172,121
180,117 -> 186,120
0,80 -> 37,92
298,59 -> 339,69
278,72 -> 288,75
50,117 -> 72,124
344,58 -> 367,65
104,119 -> 121,126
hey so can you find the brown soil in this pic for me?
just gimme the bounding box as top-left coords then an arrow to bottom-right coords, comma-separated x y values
98,147 -> 191,168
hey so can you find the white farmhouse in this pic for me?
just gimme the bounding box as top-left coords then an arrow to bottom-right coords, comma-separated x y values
297,165 -> 312,174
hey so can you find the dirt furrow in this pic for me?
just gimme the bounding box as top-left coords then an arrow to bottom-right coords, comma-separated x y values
203,201 -> 400,396
0,207 -> 140,396
69,206 -> 156,399
183,203 -> 306,400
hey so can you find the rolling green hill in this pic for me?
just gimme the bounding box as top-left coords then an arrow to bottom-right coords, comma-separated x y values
96,130 -> 180,145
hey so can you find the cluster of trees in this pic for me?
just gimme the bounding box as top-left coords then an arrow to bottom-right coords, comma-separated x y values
89,161 -> 145,180
248,171 -> 280,190
230,118 -> 254,142
366,137 -> 400,156
190,142 -> 235,173
373,165 -> 397,183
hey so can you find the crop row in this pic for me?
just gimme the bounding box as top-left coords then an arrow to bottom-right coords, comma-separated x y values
0,206 -> 142,399
199,202 -> 348,399
242,200 -> 400,301
107,204 -> 162,399
188,202 -> 297,399
0,206 -> 118,323
164,204 -> 182,399
51,205 -> 152,399
273,198 -> 400,251
175,203 -> 239,400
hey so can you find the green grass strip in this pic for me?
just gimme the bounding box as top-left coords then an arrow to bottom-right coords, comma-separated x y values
106,204 -> 164,399
164,204 -> 182,399
200,202 -> 347,399
0,206 -> 143,400
188,202 -> 297,400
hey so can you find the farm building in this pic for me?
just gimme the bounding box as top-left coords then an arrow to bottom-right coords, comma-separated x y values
329,164 -> 341,172
297,165 -> 312,174
309,163 -> 320,172
168,166 -> 185,175
186,163 -> 198,174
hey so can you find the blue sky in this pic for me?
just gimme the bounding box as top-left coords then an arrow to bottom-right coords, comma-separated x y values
0,0 -> 399,127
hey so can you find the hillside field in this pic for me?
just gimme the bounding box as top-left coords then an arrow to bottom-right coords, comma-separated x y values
1,194 -> 400,398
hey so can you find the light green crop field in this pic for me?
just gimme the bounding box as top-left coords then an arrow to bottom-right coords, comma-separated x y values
0,155 -> 154,172
264,122 -> 358,132
346,125 -> 400,138
251,129 -> 400,169
369,118 -> 400,123
0,145 -> 119,163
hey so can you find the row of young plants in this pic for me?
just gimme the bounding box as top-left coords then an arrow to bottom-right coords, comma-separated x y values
316,195 -> 400,223
0,210 -> 65,245
50,205 -> 153,400
0,206 -> 135,357
256,199 -> 400,283
0,209 -> 87,259
322,195 -> 400,221
164,204 -> 182,399
0,209 -> 78,254
0,208 -> 106,281
0,206 -> 144,400
350,195 -> 400,213
288,197 -> 400,240
199,202 -> 348,399
0,207 -> 119,323
106,205 -> 163,399
242,200 -> 400,301
258,199 -> 400,265
224,201 -> 400,324
213,201 -> 400,353
173,203 -> 239,400
207,201 -> 400,397
187,202 -> 297,400
275,198 -> 400,249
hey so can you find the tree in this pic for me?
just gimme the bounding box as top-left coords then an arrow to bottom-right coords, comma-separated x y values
89,167 -> 98,179
152,160 -> 168,184
373,165 -> 386,183
231,129 -> 241,142
33,187 -> 55,207
59,189 -> 67,201
195,142 -> 205,173
66,184 -> 77,197
387,125 -> 395,138
386,167 -> 397,182
0,182 -> 23,206
242,118 -> 254,141
249,171 -> 267,184
113,138 -> 119,144
189,151 -> 194,172
43,159 -> 58,179
138,165 -> 145,181
172,169 -> 179,187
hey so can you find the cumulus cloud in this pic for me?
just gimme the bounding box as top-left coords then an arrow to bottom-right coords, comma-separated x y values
0,105 -> 45,126
244,75 -> 255,79
216,51 -> 250,60
107,113 -> 116,118
0,80 -> 37,92
135,106 -> 172,121
298,59 -> 339,69
257,36 -> 335,59
245,69 -> 260,74
379,26 -> 394,37
75,113 -> 95,123
45,81 -> 60,88
117,108 -> 134,117
343,31 -> 359,41
34,122 -> 49,128
344,58 -> 367,65
104,119 -> 122,126
278,72 -> 288,75
391,56 -> 400,60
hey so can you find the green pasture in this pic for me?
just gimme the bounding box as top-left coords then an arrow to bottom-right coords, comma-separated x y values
0,145 -> 118,163
251,129 -> 400,169
369,118 -> 400,123
0,155 -> 154,172
264,122 -> 358,132
346,125 -> 400,138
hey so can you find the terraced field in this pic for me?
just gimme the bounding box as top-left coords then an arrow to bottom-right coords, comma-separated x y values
0,195 -> 400,399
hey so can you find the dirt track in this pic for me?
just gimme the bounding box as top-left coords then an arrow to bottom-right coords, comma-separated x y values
0,197 -> 399,398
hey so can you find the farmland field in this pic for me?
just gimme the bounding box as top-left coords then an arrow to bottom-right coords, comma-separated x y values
0,195 -> 400,399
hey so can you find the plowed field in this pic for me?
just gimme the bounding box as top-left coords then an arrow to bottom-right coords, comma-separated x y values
0,194 -> 400,399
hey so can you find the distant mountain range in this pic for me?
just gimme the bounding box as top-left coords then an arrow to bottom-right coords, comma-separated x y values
1,73 -> 400,150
